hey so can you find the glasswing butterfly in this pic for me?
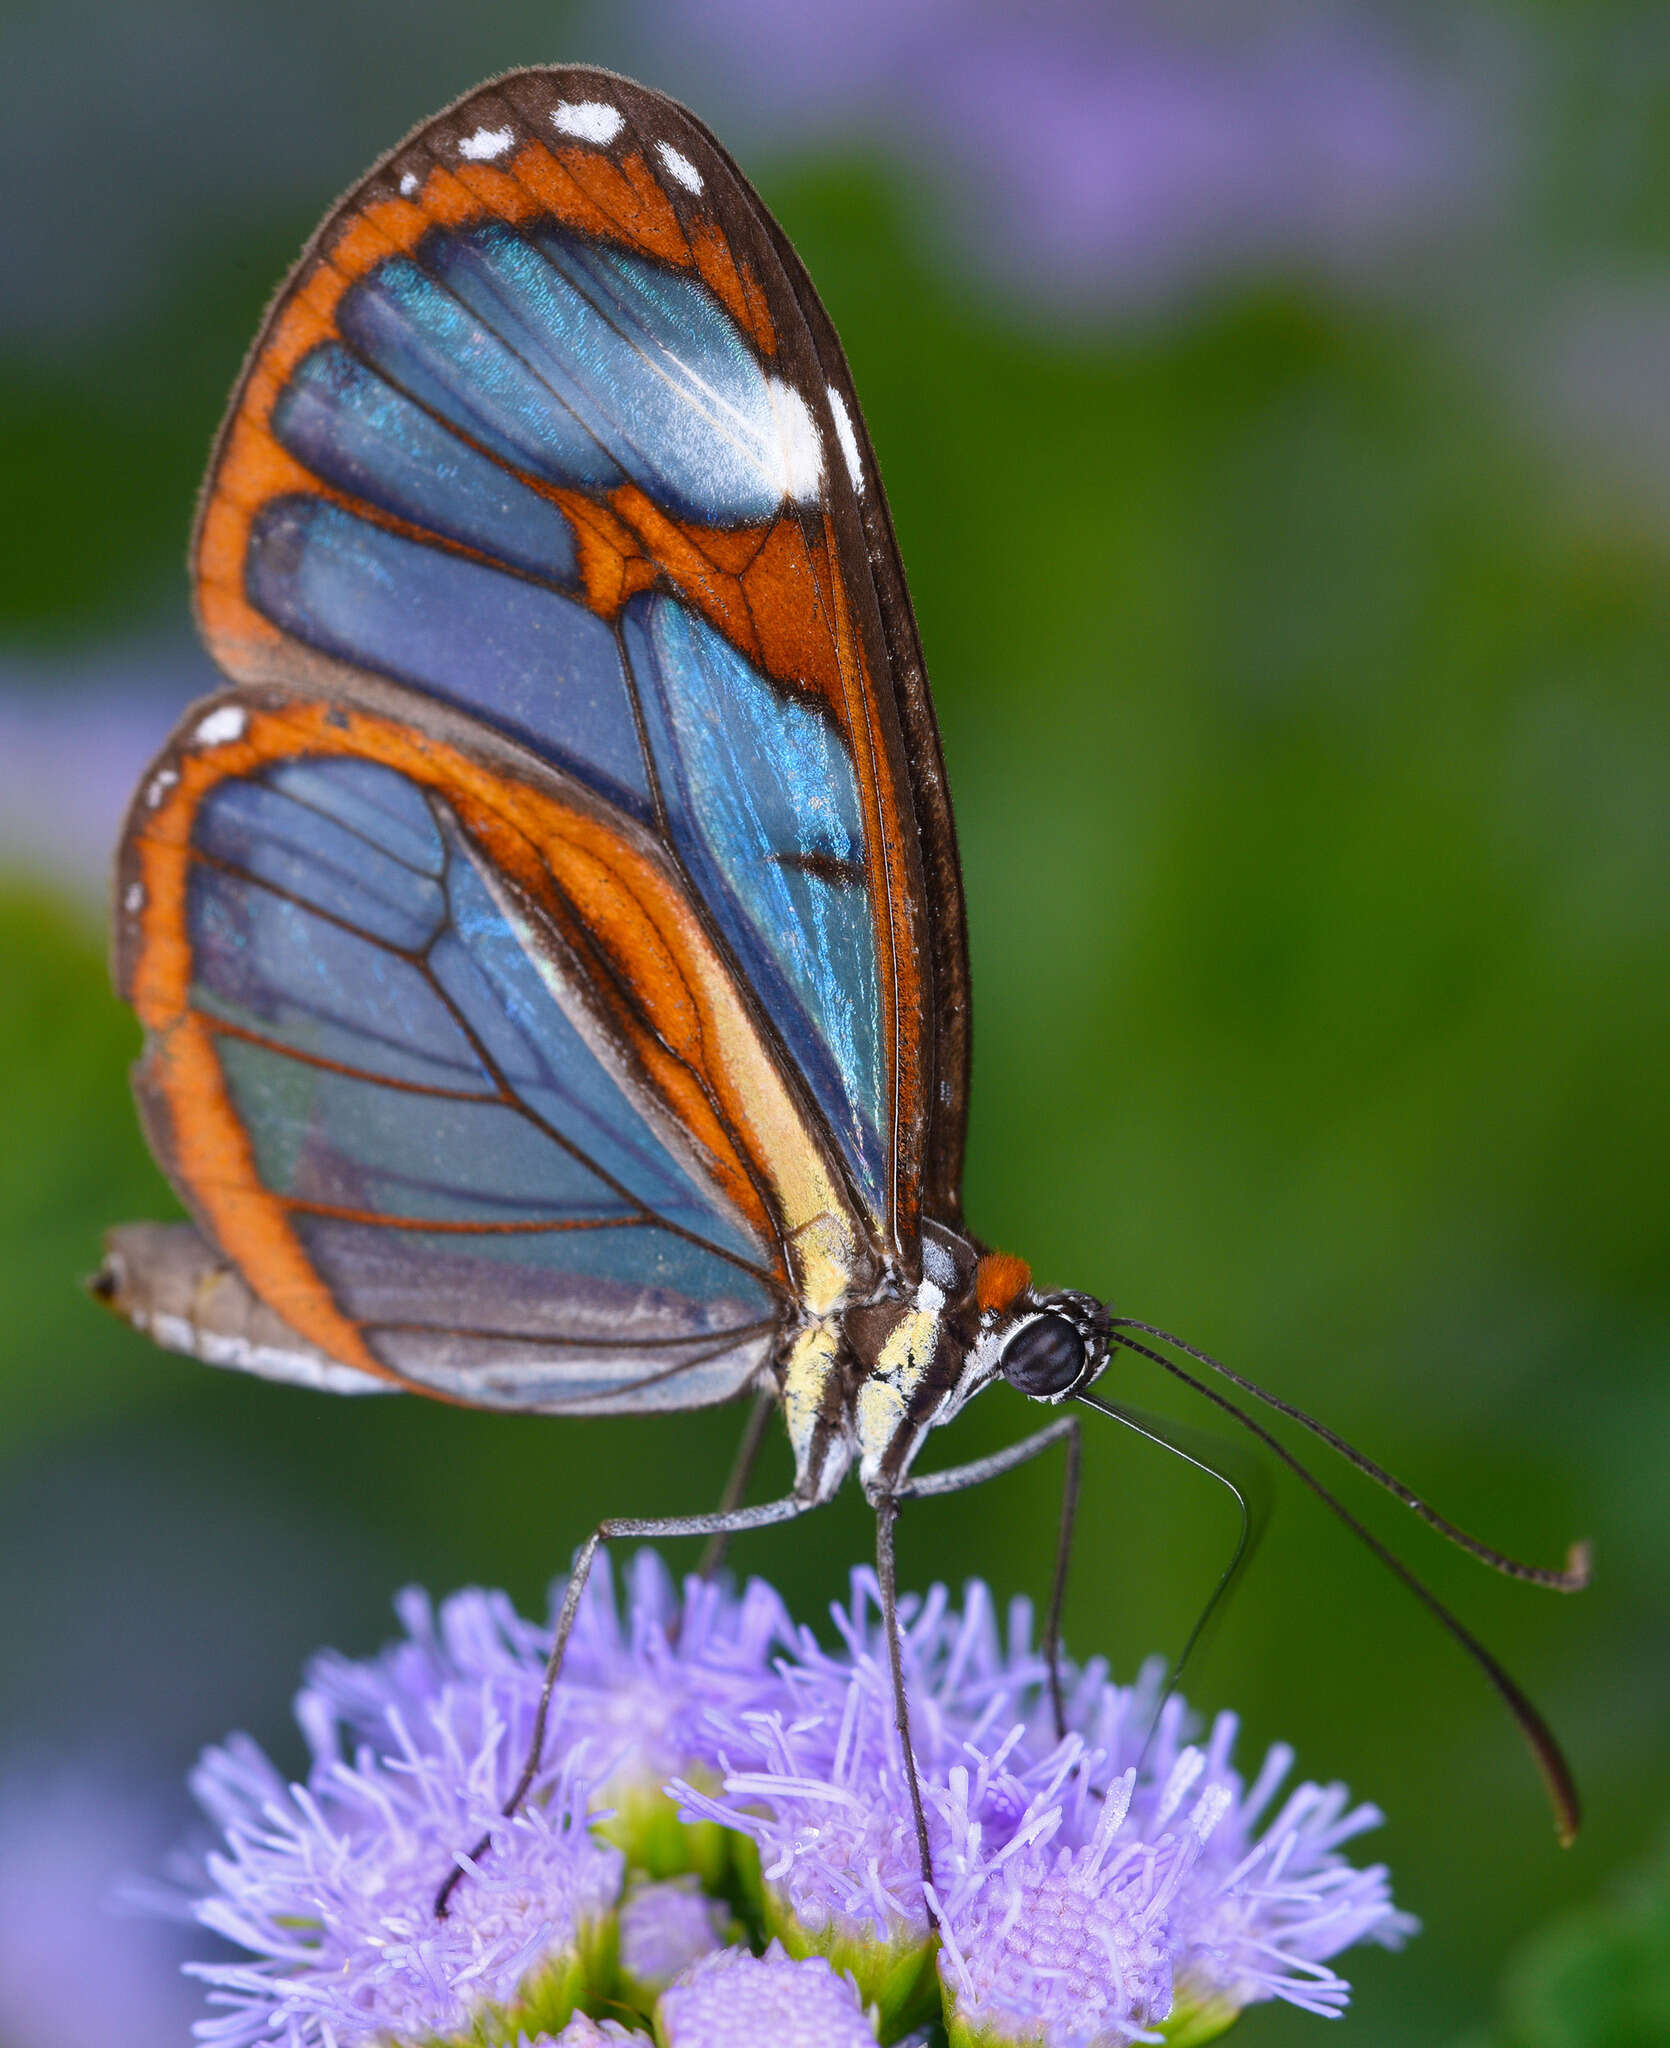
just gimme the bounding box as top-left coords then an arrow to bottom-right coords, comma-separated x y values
94,65 -> 1587,1910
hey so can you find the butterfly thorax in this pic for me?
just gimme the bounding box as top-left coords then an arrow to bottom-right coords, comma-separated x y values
778,1224 -> 1089,1506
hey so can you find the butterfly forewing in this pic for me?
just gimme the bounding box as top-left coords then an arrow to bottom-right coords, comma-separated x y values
116,67 -> 972,1407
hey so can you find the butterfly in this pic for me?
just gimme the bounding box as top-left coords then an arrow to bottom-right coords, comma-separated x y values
96,65 -> 1585,1903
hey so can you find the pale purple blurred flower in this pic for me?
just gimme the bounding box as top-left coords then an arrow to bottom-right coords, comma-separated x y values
635,0 -> 1503,312
0,642 -> 213,906
617,1876 -> 727,1997
0,1763 -> 203,2048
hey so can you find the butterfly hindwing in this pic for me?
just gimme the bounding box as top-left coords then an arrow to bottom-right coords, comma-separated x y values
113,684 -> 866,1410
116,66 -> 971,1403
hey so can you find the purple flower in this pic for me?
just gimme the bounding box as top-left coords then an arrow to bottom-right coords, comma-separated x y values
656,1943 -> 878,2048
630,1 -> 1498,313
0,1762 -> 205,2048
0,649 -> 212,905
182,1554 -> 1410,2046
186,1702 -> 621,2047
934,1762 -> 1176,2045
300,1552 -> 792,1872
667,1575 -> 1128,1957
672,1570 -> 1413,2041
617,1876 -> 728,1999
538,2019 -> 652,2046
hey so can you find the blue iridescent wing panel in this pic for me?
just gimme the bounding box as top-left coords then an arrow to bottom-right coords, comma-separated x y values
333,223 -> 814,520
126,729 -> 782,1412
625,592 -> 884,1201
270,342 -> 582,582
243,497 -> 654,817
192,66 -> 970,1263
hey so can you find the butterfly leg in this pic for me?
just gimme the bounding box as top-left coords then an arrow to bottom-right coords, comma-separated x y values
435,1488 -> 816,1918
895,1411 -> 1080,1505
1045,1419 -> 1083,1741
874,1493 -> 935,1898
697,1388 -> 778,1580
877,1412 -> 1083,1905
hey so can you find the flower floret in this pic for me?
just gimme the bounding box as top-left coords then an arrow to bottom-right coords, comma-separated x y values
655,1942 -> 879,2048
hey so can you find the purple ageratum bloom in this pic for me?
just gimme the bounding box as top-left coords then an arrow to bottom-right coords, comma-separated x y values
670,1573 -> 1099,1946
668,1646 -> 1047,2022
531,1948 -> 879,2048
538,2019 -> 653,2046
670,1575 -> 1059,2031
932,1757 -> 1178,2044
932,1749 -> 1410,2043
185,1700 -> 622,2048
675,1570 -> 1414,2042
299,1552 -> 794,1826
183,1555 -> 1410,2046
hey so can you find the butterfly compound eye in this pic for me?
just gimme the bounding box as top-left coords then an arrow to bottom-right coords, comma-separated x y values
1000,1312 -> 1089,1398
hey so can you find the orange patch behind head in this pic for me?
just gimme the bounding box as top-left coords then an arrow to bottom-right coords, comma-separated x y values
975,1251 -> 1032,1316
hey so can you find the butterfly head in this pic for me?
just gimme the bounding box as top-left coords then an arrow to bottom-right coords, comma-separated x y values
992,1290 -> 1112,1403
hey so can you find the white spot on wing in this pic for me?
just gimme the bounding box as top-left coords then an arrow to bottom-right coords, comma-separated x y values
145,768 -> 178,809
552,100 -> 623,145
124,881 -> 144,913
194,705 -> 247,747
459,125 -> 514,162
828,384 -> 864,495
765,378 -> 824,504
658,141 -> 703,193
399,170 -> 419,196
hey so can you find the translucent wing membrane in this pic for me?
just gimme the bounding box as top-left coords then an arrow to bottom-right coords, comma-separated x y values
192,764 -> 760,1259
192,749 -> 774,1406
231,200 -> 888,1206
245,498 -> 653,816
326,223 -> 818,521
270,343 -> 584,582
624,593 -> 884,1199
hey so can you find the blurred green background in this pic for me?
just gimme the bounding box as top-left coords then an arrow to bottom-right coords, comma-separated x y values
1,4 -> 1665,2043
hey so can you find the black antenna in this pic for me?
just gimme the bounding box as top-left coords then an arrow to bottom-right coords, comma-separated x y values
1112,1318 -> 1590,1592
1106,1328 -> 1583,1845
1074,1388 -> 1271,1741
